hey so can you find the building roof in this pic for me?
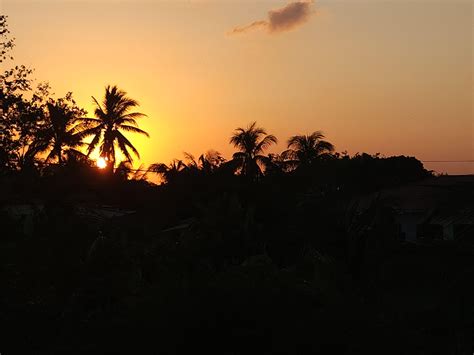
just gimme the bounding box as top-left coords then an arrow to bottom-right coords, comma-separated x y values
379,175 -> 474,211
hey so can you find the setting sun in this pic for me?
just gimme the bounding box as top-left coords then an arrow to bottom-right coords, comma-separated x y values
96,157 -> 107,169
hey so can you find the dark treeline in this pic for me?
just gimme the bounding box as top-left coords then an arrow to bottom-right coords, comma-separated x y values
2,16 -> 473,355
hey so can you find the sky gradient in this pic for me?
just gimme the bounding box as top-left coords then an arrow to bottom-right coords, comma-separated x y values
2,0 -> 472,174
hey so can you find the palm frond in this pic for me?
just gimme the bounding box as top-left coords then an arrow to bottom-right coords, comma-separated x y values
92,96 -> 105,115
281,149 -> 297,160
116,131 -> 140,160
316,140 -> 335,153
119,124 -> 150,137
255,134 -> 277,153
183,152 -> 198,168
255,154 -> 271,166
232,152 -> 246,161
309,131 -> 326,141
87,131 -> 103,156
120,112 -> 147,121
116,136 -> 133,163
287,135 -> 304,149
149,163 -> 169,174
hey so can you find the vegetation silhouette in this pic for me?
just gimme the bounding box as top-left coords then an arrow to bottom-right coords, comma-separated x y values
1,16 -> 474,355
230,121 -> 278,180
282,130 -> 335,168
81,85 -> 149,171
41,96 -> 88,165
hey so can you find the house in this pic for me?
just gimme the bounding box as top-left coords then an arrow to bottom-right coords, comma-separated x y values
419,208 -> 474,241
364,175 -> 474,242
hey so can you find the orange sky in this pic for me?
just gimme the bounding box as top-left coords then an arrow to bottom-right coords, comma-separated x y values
2,0 -> 472,174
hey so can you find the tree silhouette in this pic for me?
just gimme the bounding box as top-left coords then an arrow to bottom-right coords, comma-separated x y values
150,150 -> 228,185
282,131 -> 334,167
261,153 -> 291,176
115,161 -> 148,181
81,85 -> 149,170
0,15 -> 15,63
183,150 -> 226,175
149,159 -> 186,184
1,80 -> 50,172
40,95 -> 87,165
0,16 -> 38,173
230,122 -> 277,179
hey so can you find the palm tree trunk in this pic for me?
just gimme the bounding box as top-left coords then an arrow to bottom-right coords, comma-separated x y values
107,153 -> 115,176
57,148 -> 63,165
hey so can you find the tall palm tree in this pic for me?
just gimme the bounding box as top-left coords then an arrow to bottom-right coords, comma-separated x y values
230,121 -> 277,179
41,102 -> 85,165
282,131 -> 334,167
81,85 -> 149,170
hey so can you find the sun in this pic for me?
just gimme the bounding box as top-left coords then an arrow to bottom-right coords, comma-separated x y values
96,157 -> 107,169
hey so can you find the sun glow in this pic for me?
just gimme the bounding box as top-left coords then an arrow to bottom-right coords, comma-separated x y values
96,157 -> 107,169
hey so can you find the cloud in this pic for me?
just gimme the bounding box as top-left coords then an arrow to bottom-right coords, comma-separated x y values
229,1 -> 314,36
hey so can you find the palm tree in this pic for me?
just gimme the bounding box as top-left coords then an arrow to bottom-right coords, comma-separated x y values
183,150 -> 226,175
199,150 -> 226,174
81,85 -> 149,170
115,161 -> 148,181
230,122 -> 277,179
41,102 -> 86,165
150,151 -> 227,185
149,159 -> 186,184
282,131 -> 334,167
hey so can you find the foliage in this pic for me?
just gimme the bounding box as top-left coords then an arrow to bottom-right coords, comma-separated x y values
40,93 -> 88,164
80,85 -> 149,169
230,121 -> 277,179
282,131 -> 335,167
1,15 -> 470,355
0,15 -> 15,63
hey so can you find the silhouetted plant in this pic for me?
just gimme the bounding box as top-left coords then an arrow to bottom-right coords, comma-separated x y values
149,159 -> 186,184
0,17 -> 43,173
0,80 -> 50,173
282,131 -> 334,168
0,15 -> 14,63
38,94 -> 87,165
150,150 -> 227,184
183,150 -> 226,175
230,122 -> 277,179
80,85 -> 149,171
261,153 -> 292,176
115,161 -> 148,181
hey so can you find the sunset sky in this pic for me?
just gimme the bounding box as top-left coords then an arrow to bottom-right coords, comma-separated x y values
2,0 -> 472,174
